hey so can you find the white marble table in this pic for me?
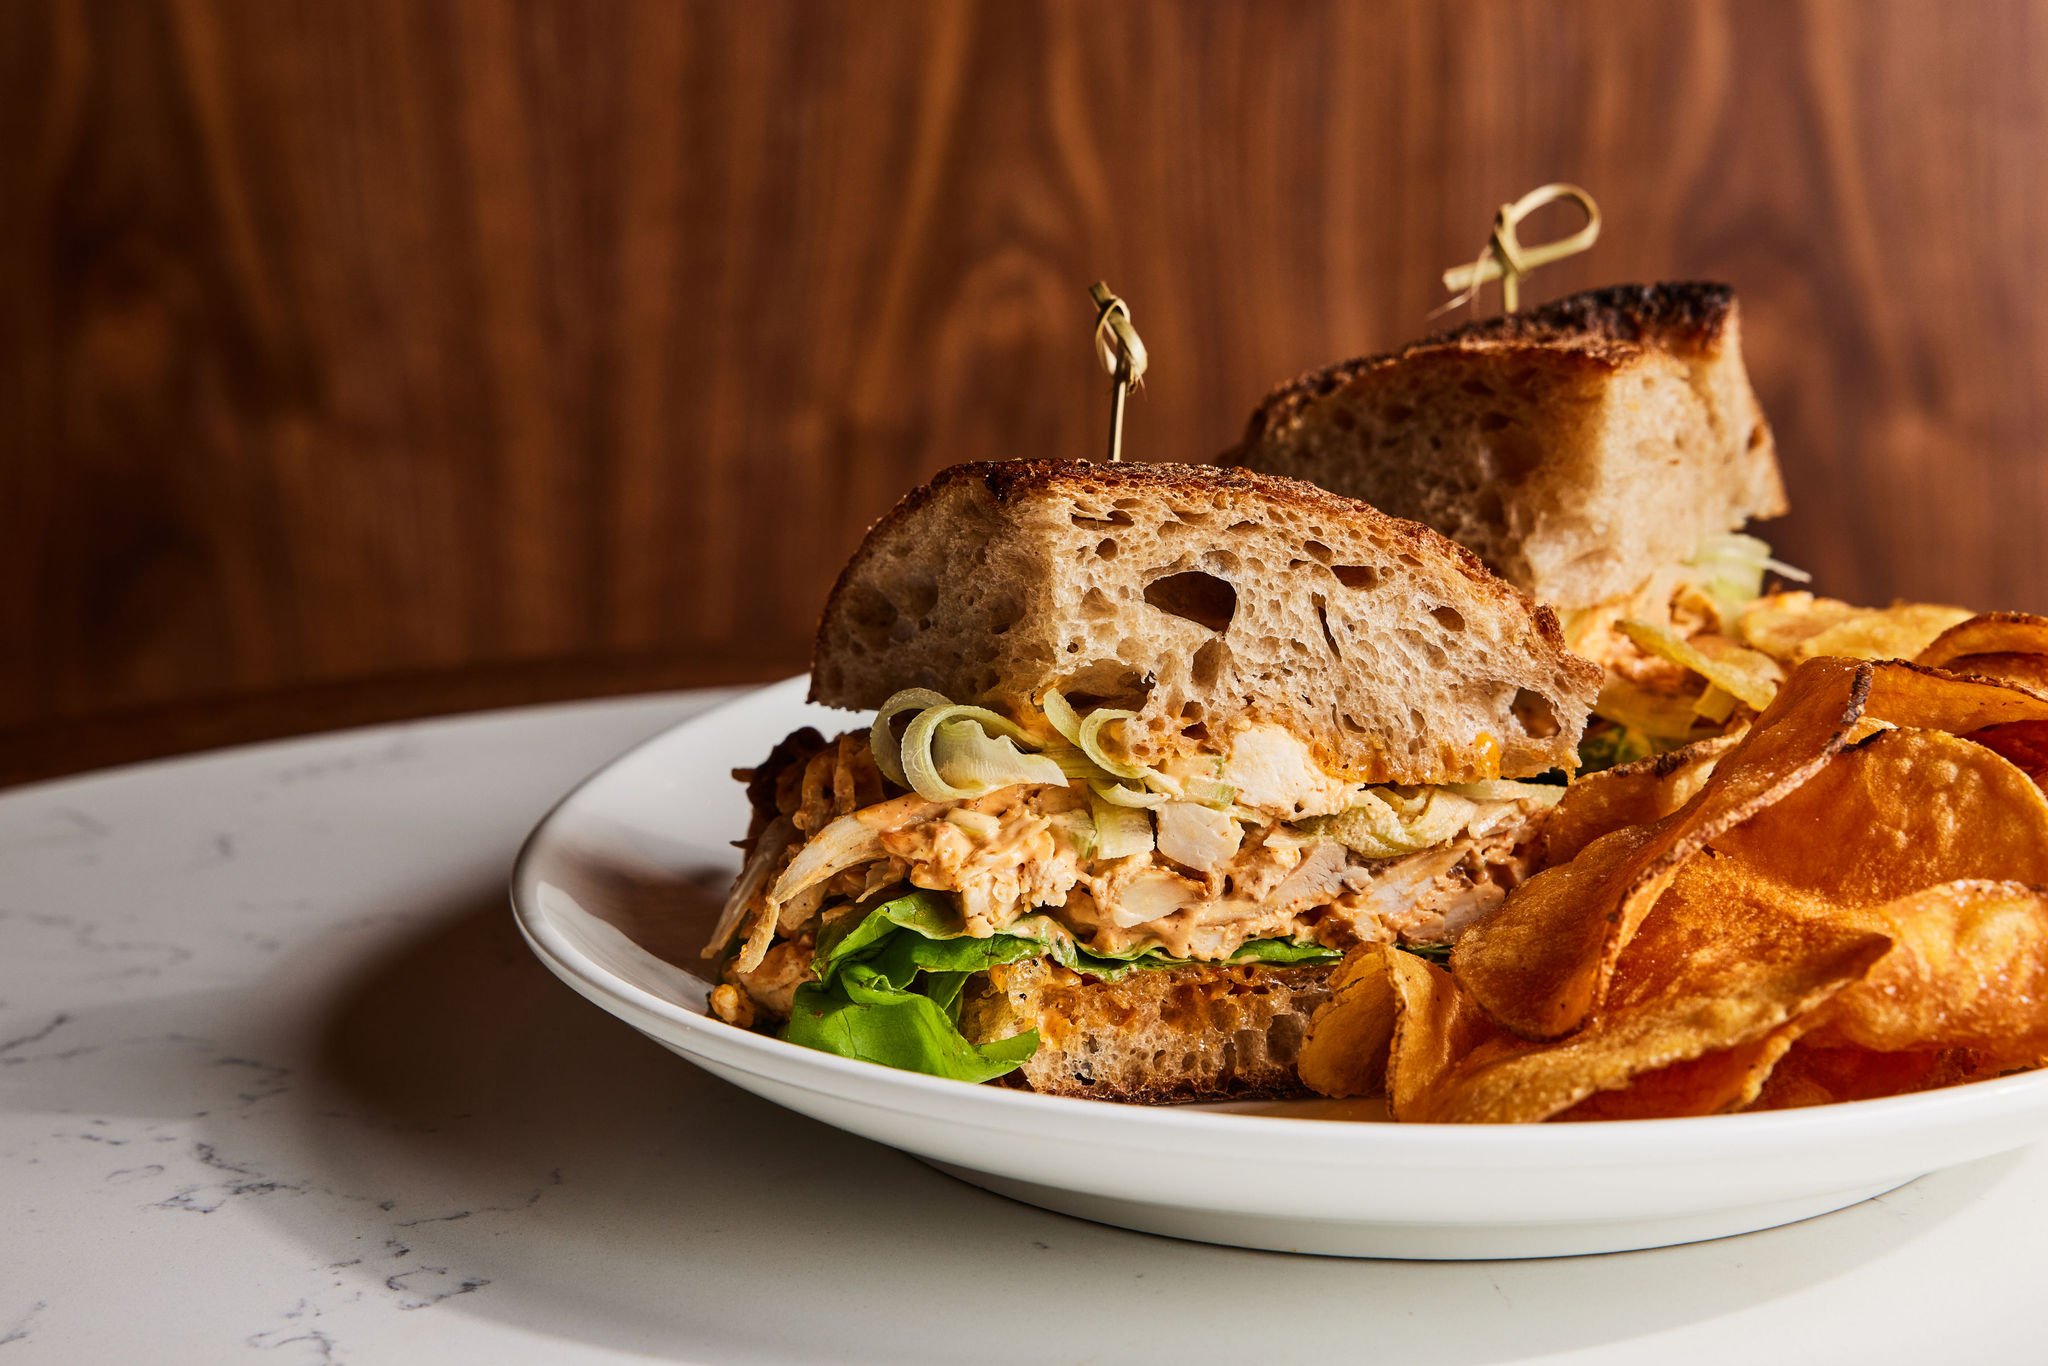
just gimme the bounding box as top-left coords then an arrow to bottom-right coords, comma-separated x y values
3,689 -> 2045,1365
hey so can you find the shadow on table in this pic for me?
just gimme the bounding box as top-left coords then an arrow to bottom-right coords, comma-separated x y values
236,879 -> 2007,1365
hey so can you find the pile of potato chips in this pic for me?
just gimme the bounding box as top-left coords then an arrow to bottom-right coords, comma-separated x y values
1299,611 -> 2048,1122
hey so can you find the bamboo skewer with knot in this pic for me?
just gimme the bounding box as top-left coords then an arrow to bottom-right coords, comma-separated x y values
1088,282 -> 1147,462
1436,183 -> 1602,316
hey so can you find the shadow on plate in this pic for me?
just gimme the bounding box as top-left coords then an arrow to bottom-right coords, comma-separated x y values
212,876 -> 2013,1365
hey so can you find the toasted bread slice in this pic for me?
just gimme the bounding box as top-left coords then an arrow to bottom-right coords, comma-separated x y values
1232,283 -> 1787,611
961,958 -> 1335,1102
810,460 -> 1601,784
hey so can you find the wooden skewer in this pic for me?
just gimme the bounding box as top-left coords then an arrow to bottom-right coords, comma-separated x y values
1088,282 -> 1147,462
1438,183 -> 1602,315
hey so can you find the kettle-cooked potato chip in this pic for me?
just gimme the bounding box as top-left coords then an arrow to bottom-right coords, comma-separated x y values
1865,660 -> 2048,733
1401,857 -> 1888,1123
1916,611 -> 2048,675
1458,660 -> 2048,1042
1542,735 -> 1739,865
1738,593 -> 1861,660
1739,593 -> 1975,664
1935,654 -> 2048,694
1296,946 -> 1398,1099
1711,729 -> 2048,906
1749,1043 -> 1982,1109
1619,620 -> 1783,711
1454,658 -> 1876,1039
1299,655 -> 2048,1123
1801,881 -> 2048,1057
1797,604 -> 1976,663
1559,1025 -> 1805,1122
1973,722 -> 2048,789
1380,947 -> 1506,1120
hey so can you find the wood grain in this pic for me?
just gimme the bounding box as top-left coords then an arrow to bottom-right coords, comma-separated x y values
5,0 -> 2045,771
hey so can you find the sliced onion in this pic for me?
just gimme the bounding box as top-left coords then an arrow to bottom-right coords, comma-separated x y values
935,719 -> 1066,792
1089,794 -> 1154,860
1044,743 -> 1109,786
870,688 -> 951,788
1076,707 -> 1150,780
1761,556 -> 1813,584
1685,532 -> 1813,622
1088,778 -> 1171,809
1393,791 -> 1477,850
1305,788 -> 1477,860
1041,687 -> 1085,745
902,704 -> 1065,802
1047,809 -> 1097,861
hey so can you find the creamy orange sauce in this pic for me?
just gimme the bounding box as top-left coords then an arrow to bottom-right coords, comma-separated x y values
726,727 -> 1550,1013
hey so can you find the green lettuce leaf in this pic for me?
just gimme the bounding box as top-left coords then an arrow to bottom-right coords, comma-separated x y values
1067,933 -> 1342,977
1578,724 -> 1654,774
780,889 -> 1342,1081
783,972 -> 1039,1082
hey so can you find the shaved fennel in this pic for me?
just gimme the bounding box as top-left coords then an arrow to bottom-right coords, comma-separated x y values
871,688 -> 949,788
902,704 -> 1066,802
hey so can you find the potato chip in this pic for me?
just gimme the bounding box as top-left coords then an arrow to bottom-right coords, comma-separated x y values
1619,620 -> 1783,711
1460,658 -> 2048,1041
1559,1025 -> 1804,1121
1450,826 -> 1658,1041
1797,603 -> 1976,663
1694,684 -> 1743,725
1295,947 -> 1397,1099
1972,721 -> 2048,789
1542,735 -> 1740,865
1801,881 -> 2048,1057
1404,857 -> 1888,1122
1712,729 -> 2048,907
1864,659 -> 2048,733
1378,949 -> 1510,1120
1749,1043 -> 1980,1109
1934,654 -> 2048,694
1594,674 -> 1711,745
1301,658 -> 2048,1123
1903,611 -> 2048,698
1915,611 -> 2048,672
1455,658 -> 1876,1039
1738,592 -> 1979,666
1738,592 -> 1861,660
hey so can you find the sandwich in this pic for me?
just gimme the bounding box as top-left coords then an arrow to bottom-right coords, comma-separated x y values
703,459 -> 1600,1102
1229,281 -> 1965,765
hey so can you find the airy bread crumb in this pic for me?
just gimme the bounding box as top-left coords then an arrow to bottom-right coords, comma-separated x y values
810,460 -> 1599,784
961,958 -> 1336,1102
1232,282 -> 1786,611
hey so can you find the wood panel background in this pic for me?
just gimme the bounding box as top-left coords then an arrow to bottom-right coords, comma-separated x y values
5,0 -> 2046,775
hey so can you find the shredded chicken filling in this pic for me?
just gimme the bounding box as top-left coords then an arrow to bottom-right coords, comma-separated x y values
713,728 -> 1553,1014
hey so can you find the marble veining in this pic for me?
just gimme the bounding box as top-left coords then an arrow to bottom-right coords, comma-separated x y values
4,688 -> 2044,1365
0,697 -> 720,1363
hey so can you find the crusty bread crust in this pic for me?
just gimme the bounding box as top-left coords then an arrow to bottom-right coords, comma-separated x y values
809,460 -> 1601,784
1231,282 -> 1788,610
960,958 -> 1336,1102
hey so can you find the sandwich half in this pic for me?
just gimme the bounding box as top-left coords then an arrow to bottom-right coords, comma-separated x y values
704,460 -> 1600,1101
1231,282 -> 1832,765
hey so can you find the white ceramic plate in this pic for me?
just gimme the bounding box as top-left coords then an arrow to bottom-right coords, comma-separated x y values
512,676 -> 2048,1259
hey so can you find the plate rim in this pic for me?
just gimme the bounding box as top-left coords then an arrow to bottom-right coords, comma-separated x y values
510,674 -> 2048,1161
